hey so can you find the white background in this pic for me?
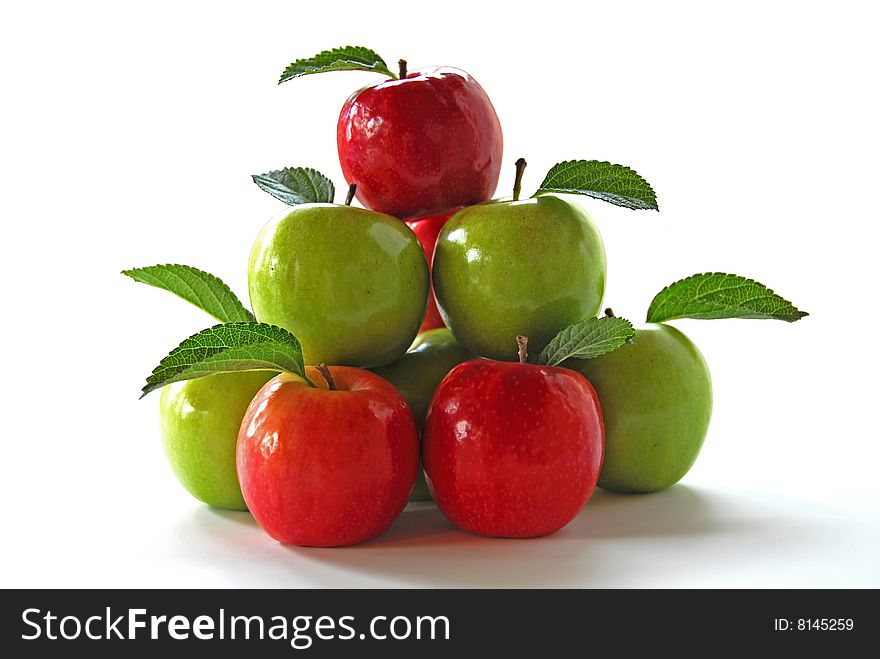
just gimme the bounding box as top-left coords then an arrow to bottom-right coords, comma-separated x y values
1,0 -> 877,588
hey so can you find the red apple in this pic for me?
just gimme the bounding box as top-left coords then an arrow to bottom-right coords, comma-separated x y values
423,341 -> 604,538
406,207 -> 460,332
338,64 -> 503,218
237,365 -> 419,547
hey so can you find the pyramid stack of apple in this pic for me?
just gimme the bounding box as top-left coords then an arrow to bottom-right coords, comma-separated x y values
126,47 -> 807,547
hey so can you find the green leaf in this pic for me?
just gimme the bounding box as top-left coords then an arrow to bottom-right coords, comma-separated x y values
536,316 -> 636,366
122,264 -> 254,323
141,322 -> 311,397
252,167 -> 335,206
646,273 -> 809,323
534,160 -> 659,210
279,46 -> 395,83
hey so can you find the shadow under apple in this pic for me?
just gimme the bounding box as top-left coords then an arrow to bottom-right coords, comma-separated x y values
173,485 -> 790,587
280,485 -> 778,587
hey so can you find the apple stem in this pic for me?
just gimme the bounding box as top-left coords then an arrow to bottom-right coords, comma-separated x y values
516,335 -> 529,364
344,183 -> 357,206
513,158 -> 527,201
604,308 -> 634,344
398,59 -> 407,79
316,363 -> 336,391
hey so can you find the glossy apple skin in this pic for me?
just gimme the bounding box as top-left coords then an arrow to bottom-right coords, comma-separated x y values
569,323 -> 713,493
338,67 -> 503,218
237,366 -> 419,547
159,371 -> 274,510
405,209 -> 460,332
433,195 -> 606,361
372,328 -> 475,501
423,359 -> 604,538
248,204 -> 429,367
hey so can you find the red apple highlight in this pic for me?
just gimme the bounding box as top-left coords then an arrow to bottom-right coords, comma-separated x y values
338,65 -> 502,218
237,365 -> 419,547
423,341 -> 605,538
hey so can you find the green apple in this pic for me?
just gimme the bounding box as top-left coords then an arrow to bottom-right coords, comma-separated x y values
570,323 -> 712,493
372,328 -> 474,501
248,204 -> 429,367
159,371 -> 274,510
374,328 -> 474,426
432,195 -> 606,361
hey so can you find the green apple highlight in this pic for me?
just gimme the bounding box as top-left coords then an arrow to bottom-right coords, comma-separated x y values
433,195 -> 606,361
570,323 -> 713,493
373,328 -> 474,500
159,371 -> 274,510
248,203 -> 430,367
